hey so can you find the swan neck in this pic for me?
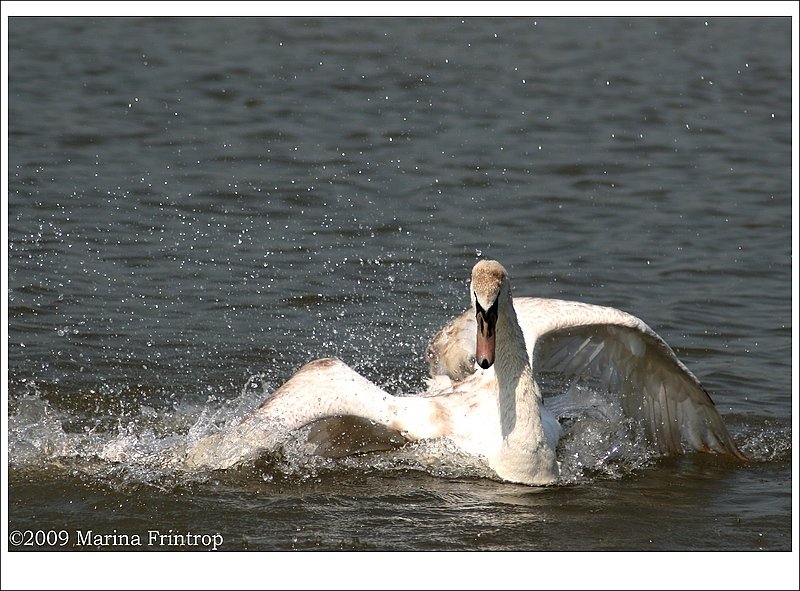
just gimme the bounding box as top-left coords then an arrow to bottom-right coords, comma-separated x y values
494,292 -> 541,437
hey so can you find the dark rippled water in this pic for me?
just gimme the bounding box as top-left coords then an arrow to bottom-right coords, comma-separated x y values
5,15 -> 796,588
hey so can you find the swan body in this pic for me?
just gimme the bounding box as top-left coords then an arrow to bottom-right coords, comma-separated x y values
185,260 -> 561,485
428,295 -> 747,460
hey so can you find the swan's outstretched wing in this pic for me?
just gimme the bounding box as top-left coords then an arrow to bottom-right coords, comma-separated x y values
306,416 -> 408,458
428,297 -> 747,460
533,322 -> 747,459
185,357 -> 445,470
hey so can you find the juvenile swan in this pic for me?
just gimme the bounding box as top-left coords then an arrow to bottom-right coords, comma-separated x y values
184,260 -> 561,485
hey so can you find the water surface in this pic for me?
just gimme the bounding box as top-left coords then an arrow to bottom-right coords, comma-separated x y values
5,15 -> 795,588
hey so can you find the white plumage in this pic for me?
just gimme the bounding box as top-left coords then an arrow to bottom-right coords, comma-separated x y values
184,260 -> 745,485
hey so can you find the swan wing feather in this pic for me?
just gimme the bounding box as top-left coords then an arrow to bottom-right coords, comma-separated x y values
428,297 -> 746,460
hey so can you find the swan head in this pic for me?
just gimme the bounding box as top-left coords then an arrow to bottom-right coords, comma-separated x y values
470,260 -> 509,370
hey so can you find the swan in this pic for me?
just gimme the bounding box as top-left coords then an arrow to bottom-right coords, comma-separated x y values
184,259 -> 746,484
184,260 -> 561,485
427,279 -> 747,461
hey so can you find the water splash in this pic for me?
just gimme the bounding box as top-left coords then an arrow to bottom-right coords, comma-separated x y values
7,371 -> 787,490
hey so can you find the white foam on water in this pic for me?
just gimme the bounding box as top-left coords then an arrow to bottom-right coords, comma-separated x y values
8,370 -> 787,489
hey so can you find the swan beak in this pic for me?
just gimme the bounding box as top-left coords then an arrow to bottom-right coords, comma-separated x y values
475,296 -> 498,370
